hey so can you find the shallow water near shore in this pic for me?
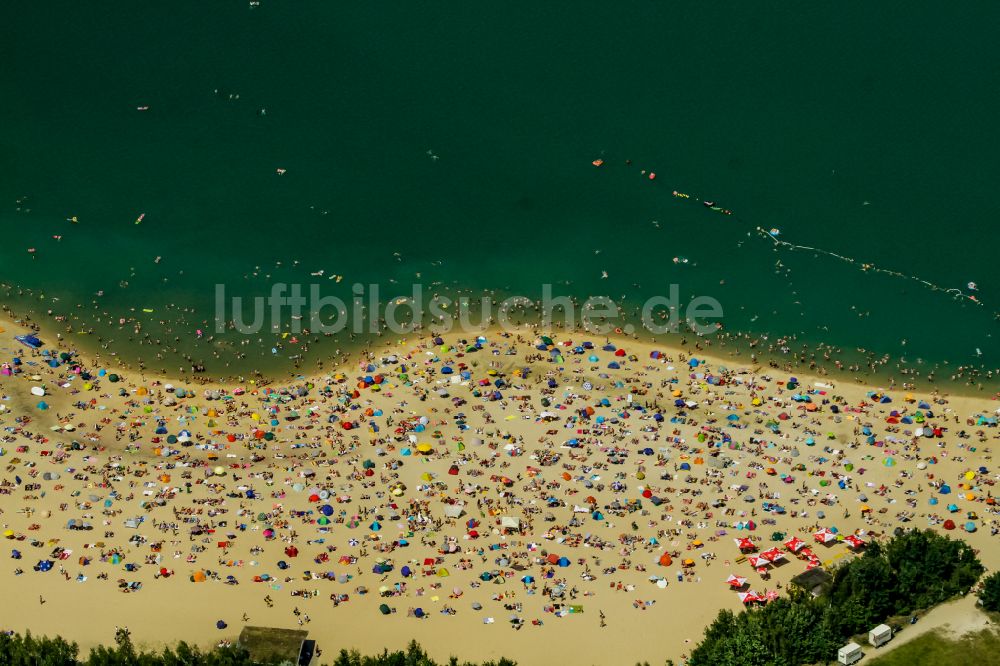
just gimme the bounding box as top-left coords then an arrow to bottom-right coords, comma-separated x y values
1,2 -> 998,385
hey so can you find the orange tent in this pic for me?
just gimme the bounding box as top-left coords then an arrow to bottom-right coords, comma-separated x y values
658,553 -> 673,566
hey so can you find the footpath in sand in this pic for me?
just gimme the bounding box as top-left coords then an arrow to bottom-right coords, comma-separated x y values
858,594 -> 993,663
1,313 -> 998,665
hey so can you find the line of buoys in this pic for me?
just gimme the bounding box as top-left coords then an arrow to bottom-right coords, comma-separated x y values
590,156 -> 990,316
754,226 -> 990,311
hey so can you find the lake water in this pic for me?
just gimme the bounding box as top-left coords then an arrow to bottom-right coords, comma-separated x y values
1,2 -> 997,384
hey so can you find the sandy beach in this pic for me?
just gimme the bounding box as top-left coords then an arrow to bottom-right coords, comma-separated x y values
1,310 -> 998,666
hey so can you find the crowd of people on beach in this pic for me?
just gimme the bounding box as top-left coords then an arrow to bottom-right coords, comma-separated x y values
0,312 -> 998,664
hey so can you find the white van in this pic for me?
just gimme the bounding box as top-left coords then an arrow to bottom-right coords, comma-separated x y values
838,642 -> 863,665
869,623 -> 893,648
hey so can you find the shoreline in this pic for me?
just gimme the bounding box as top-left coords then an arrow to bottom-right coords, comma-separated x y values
2,292 -> 998,399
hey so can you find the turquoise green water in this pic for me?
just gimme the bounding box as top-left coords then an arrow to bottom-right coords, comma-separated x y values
1,2 -> 997,382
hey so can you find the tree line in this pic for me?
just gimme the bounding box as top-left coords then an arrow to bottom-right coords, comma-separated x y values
0,630 -> 515,666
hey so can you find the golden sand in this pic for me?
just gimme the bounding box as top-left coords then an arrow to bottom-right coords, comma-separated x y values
0,313 -> 997,665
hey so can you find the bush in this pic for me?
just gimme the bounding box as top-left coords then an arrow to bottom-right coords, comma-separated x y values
0,632 -> 78,666
978,571 -> 1000,612
330,641 -> 516,666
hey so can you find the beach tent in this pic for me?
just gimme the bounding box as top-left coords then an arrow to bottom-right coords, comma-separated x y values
813,528 -> 837,544
443,504 -> 465,519
500,517 -> 521,531
16,335 -> 43,348
844,534 -> 865,549
760,548 -> 784,562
